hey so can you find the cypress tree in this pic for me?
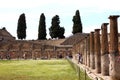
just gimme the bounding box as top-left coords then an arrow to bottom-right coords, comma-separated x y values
17,13 -> 27,40
72,10 -> 82,34
38,13 -> 47,40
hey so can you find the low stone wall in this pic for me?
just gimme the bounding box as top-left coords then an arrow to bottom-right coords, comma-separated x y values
0,41 -> 72,60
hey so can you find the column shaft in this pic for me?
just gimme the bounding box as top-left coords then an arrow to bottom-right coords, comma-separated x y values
87,35 -> 90,67
109,15 -> 120,80
90,32 -> 95,69
94,29 -> 101,73
101,23 -> 109,76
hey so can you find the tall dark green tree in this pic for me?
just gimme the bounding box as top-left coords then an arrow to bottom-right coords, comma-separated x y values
17,13 -> 27,39
38,13 -> 47,40
49,15 -> 60,39
72,10 -> 82,34
58,27 -> 65,39
49,15 -> 65,39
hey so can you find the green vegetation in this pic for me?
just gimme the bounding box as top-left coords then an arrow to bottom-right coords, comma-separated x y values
0,60 -> 78,80
72,10 -> 82,34
38,13 -> 47,40
17,13 -> 27,40
49,15 -> 65,39
0,60 -> 91,80
67,58 -> 91,80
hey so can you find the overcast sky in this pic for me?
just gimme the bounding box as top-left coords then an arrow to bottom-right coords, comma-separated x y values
0,0 -> 120,40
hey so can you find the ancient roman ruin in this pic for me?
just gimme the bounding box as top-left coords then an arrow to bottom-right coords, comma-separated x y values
0,29 -> 73,59
0,15 -> 120,80
72,15 -> 120,80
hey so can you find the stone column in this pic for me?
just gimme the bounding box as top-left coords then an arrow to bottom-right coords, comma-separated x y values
87,35 -> 90,67
101,23 -> 109,76
109,15 -> 120,80
94,29 -> 101,73
85,36 -> 88,66
90,32 -> 95,69
84,40 -> 87,65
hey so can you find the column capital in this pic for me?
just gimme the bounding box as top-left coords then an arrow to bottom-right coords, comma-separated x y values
102,23 -> 109,26
95,29 -> 100,32
90,32 -> 94,34
108,15 -> 119,19
101,23 -> 109,29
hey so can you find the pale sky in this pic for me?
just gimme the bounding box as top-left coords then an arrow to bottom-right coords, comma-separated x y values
0,0 -> 120,40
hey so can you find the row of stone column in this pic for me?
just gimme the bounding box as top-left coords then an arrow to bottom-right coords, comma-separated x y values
83,15 -> 120,80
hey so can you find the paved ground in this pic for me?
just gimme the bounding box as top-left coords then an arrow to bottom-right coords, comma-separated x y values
72,59 -> 110,80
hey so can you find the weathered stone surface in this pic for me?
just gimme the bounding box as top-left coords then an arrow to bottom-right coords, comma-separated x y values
94,29 -> 101,73
90,32 -> 95,69
109,15 -> 119,51
109,52 -> 120,80
84,36 -> 88,66
101,23 -> 109,76
109,15 -> 120,80
87,35 -> 90,67
0,40 -> 72,59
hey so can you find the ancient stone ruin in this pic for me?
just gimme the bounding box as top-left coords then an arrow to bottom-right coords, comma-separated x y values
0,29 -> 73,59
0,15 -> 120,80
72,15 -> 120,80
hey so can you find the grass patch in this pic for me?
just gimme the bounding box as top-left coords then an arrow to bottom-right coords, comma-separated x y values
79,69 -> 91,80
0,60 -> 78,80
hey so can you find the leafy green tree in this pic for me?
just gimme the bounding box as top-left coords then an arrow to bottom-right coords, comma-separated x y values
49,15 -> 60,39
49,15 -> 65,39
72,10 -> 82,34
17,13 -> 27,39
38,13 -> 47,40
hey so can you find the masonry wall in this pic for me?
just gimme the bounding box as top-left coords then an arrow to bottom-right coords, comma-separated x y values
0,41 -> 72,60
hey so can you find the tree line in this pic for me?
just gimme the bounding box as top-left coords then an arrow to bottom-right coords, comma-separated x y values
17,10 -> 83,40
